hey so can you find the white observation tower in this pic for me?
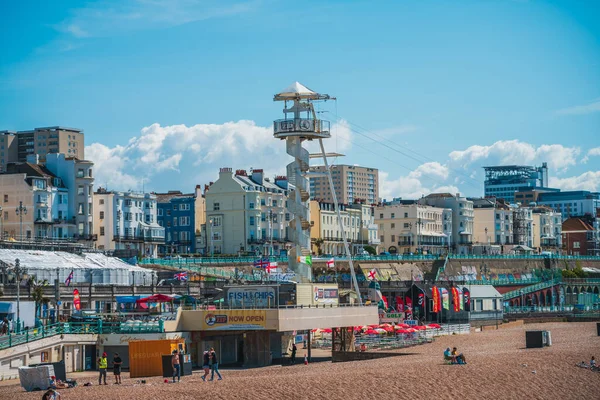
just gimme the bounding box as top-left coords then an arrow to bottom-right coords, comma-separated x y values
273,83 -> 362,301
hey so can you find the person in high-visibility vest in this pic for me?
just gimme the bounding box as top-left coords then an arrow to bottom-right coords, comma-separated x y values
98,352 -> 108,385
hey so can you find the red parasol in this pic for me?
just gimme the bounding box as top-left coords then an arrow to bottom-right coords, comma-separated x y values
397,323 -> 410,328
136,294 -> 174,303
413,325 -> 427,331
365,329 -> 378,335
427,323 -> 442,329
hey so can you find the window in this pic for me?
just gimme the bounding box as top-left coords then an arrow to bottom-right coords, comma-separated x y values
125,199 -> 132,207
99,199 -> 104,205
158,209 -> 163,216
100,227 -> 105,236
260,199 -> 266,206
404,213 -> 408,218
173,204 -> 177,210
249,202 -> 255,209
391,223 -> 395,229
213,202 -> 220,211
391,235 -> 395,242
261,213 -> 266,222
573,241 -> 580,249
212,216 -> 222,227
285,213 -> 290,221
404,223 -> 410,228
272,200 -> 277,207
99,211 -> 104,220
180,216 -> 190,226
391,213 -> 395,219
273,214 -> 278,223
174,218 -> 178,227
166,210 -> 171,216
250,216 -> 255,226
78,203 -> 84,215
476,300 -> 483,311
379,213 -> 383,219
380,235 -> 384,243
180,231 -> 189,241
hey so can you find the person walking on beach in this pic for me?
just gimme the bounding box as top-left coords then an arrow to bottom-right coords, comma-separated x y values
98,352 -> 108,385
172,350 -> 181,383
209,347 -> 222,381
290,343 -> 297,364
202,350 -> 210,381
113,352 -> 123,384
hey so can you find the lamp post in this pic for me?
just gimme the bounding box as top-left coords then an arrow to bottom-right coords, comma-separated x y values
12,258 -> 27,333
0,205 -> 3,241
407,222 -> 413,254
416,217 -> 423,254
116,210 -> 122,251
15,201 -> 27,241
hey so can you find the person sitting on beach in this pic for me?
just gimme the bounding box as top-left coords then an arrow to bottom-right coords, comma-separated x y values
452,347 -> 467,364
444,348 -> 454,363
591,356 -> 596,368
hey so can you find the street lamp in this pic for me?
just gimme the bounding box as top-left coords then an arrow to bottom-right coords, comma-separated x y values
11,258 -> 27,333
116,210 -> 122,250
0,205 -> 3,241
15,201 -> 27,241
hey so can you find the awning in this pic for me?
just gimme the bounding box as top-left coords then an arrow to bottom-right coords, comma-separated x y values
116,296 -> 141,304
513,245 -> 534,251
0,303 -> 12,313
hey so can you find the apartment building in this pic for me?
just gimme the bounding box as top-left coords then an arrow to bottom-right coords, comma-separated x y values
420,193 -> 474,254
472,198 -> 514,247
536,190 -> 600,221
532,206 -> 562,252
45,153 -> 95,241
309,164 -> 378,205
205,168 -> 292,256
374,203 -> 451,255
562,218 -> 599,256
0,127 -> 84,171
156,185 -> 204,255
513,207 -> 534,248
93,188 -> 164,257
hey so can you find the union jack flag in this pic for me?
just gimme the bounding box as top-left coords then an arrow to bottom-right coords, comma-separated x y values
65,270 -> 74,286
174,272 -> 188,281
253,258 -> 270,268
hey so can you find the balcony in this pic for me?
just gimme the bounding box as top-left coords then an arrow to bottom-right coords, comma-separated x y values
324,236 -> 343,242
273,118 -> 330,139
73,234 -> 98,241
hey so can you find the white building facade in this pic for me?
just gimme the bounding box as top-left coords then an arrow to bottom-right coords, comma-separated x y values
93,189 -> 164,257
420,193 -> 474,254
205,168 -> 292,256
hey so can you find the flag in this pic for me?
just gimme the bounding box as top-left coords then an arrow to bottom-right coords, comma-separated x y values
462,287 -> 471,311
395,296 -> 404,312
174,271 -> 188,281
367,269 -> 377,281
441,287 -> 449,310
417,290 -> 425,315
326,258 -> 335,268
266,262 -> 277,274
451,287 -> 460,312
253,258 -> 270,268
297,255 -> 312,265
65,270 -> 74,286
404,295 -> 413,319
73,289 -> 81,311
432,286 -> 441,313
381,295 -> 388,310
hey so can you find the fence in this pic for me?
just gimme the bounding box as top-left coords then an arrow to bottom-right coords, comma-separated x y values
0,320 -> 164,350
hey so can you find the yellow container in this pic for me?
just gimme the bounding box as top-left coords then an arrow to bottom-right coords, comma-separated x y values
128,339 -> 186,378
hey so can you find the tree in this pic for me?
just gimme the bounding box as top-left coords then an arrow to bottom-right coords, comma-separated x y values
311,238 -> 324,255
28,277 -> 50,320
364,246 -> 377,255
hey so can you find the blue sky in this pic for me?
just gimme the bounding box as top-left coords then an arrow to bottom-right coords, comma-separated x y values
1,0 -> 599,199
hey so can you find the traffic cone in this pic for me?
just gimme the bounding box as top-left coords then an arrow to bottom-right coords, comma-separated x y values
304,354 -> 308,365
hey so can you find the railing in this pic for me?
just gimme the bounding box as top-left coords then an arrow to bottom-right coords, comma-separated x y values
0,320 -> 164,350
504,306 -> 576,314
273,118 -> 330,136
502,278 -> 562,300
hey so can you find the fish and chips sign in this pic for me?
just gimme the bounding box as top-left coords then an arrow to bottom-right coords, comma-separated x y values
379,312 -> 405,324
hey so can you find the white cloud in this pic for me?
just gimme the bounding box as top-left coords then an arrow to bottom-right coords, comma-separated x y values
582,147 -> 600,164
556,100 -> 600,116
86,119 -> 353,192
56,0 -> 259,38
549,171 -> 600,192
449,140 -> 580,172
378,163 -> 458,201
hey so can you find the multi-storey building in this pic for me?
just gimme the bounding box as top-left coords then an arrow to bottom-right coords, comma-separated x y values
483,163 -> 548,204
472,198 -> 514,247
309,201 -> 359,256
45,153 -> 95,241
532,206 -> 562,252
562,218 -> 599,256
309,164 -> 378,205
420,193 -> 473,254
156,185 -> 204,255
375,203 -> 451,255
536,190 -> 600,221
348,201 -> 381,252
205,168 -> 292,256
513,207 -> 534,248
0,127 -> 84,172
93,188 -> 164,257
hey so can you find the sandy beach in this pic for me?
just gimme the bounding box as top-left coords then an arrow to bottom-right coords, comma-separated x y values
1,322 -> 598,400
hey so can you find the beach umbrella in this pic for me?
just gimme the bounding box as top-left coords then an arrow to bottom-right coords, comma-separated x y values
427,323 -> 441,329
413,325 -> 427,331
365,329 -> 378,335
374,328 -> 387,334
397,323 -> 410,328
395,329 -> 409,334
322,328 -> 333,333
379,323 -> 393,328
405,328 -> 417,333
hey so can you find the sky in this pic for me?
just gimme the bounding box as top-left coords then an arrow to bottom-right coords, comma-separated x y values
1,0 -> 599,200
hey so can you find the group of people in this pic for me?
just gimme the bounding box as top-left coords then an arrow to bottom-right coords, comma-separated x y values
444,347 -> 467,365
97,352 -> 122,385
200,348 -> 223,381
577,356 -> 598,371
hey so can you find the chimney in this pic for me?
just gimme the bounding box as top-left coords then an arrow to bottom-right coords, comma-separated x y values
235,169 -> 247,176
275,175 -> 288,189
251,169 -> 264,185
26,154 -> 40,164
219,167 -> 233,177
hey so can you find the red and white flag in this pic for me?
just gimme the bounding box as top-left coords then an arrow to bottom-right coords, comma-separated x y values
326,258 -> 335,268
367,269 -> 377,280
266,262 -> 278,274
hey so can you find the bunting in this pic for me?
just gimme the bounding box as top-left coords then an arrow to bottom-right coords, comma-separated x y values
404,295 -> 413,319
432,286 -> 441,313
451,287 -> 460,312
462,287 -> 471,312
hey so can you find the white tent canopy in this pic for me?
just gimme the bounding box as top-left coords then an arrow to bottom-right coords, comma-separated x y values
274,81 -> 330,101
0,249 -> 153,286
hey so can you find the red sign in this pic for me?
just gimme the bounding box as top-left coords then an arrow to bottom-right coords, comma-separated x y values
432,286 -> 440,313
73,289 -> 81,311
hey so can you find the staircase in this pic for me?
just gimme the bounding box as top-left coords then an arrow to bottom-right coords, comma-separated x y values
502,278 -> 562,301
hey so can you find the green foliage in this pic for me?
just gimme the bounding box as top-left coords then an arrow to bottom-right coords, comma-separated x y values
364,246 -> 377,255
561,269 -> 576,278
561,265 -> 588,278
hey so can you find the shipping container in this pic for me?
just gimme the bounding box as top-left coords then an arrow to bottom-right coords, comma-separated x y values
128,339 -> 186,378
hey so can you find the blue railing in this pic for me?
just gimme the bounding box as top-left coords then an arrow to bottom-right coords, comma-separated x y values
0,320 -> 164,350
502,278 -> 563,300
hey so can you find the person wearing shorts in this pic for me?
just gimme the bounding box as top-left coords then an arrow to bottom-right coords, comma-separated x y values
202,350 -> 210,381
113,352 -> 123,384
